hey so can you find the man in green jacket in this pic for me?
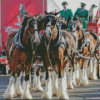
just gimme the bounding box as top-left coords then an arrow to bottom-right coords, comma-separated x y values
60,2 -> 73,31
74,3 -> 88,30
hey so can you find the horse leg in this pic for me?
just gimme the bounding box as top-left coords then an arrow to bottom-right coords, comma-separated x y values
22,71 -> 26,89
67,68 -> 74,89
33,68 -> 37,88
75,62 -> 80,84
58,65 -> 69,99
79,59 -> 87,86
57,47 -> 69,99
41,71 -> 46,85
3,73 -> 15,99
92,58 -> 98,80
41,54 -> 52,99
15,68 -> 23,96
84,60 -> 89,84
52,71 -> 59,96
88,59 -> 93,79
29,71 -> 31,90
21,65 -> 32,99
34,68 -> 44,92
41,68 -> 52,99
72,68 -> 77,86
71,53 -> 77,86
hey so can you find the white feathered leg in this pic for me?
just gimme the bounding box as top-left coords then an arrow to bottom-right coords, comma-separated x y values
84,61 -> 89,84
41,71 -> 46,85
21,80 -> 32,99
67,69 -> 74,89
75,63 -> 80,84
34,75 -> 44,92
29,72 -> 31,90
15,72 -> 23,96
52,72 -> 59,96
41,77 -> 52,99
79,69 -> 87,86
92,59 -> 98,80
22,71 -> 25,89
3,76 -> 15,99
88,59 -> 93,80
58,71 -> 69,99
72,69 -> 77,86
84,68 -> 89,84
33,68 -> 37,88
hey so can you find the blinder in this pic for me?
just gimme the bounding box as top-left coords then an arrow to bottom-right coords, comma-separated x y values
44,15 -> 57,37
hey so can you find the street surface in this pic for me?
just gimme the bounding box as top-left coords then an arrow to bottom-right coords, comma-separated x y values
0,75 -> 100,100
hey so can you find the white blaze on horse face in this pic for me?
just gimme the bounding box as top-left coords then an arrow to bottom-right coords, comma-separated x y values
46,21 -> 51,37
34,22 -> 40,43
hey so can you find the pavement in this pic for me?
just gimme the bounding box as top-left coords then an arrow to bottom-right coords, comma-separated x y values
0,75 -> 100,100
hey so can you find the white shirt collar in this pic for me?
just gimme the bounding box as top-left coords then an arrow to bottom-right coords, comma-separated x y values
64,9 -> 67,11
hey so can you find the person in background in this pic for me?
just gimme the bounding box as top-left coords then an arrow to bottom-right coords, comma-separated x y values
74,3 -> 88,30
60,1 -> 73,31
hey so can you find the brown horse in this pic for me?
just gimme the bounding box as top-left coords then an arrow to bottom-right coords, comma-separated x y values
40,12 -> 70,99
71,21 -> 99,86
3,15 -> 40,99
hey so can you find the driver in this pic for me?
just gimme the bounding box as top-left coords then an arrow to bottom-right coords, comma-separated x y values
60,2 -> 73,31
74,3 -> 88,30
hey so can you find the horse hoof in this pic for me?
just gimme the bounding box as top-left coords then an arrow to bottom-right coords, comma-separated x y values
3,93 -> 13,99
58,93 -> 69,99
52,88 -> 59,96
41,80 -> 46,86
76,78 -> 80,84
67,84 -> 74,89
34,86 -> 44,92
29,85 -> 32,90
79,81 -> 87,86
15,87 -> 23,96
15,91 -> 23,96
72,81 -> 77,86
41,93 -> 52,99
21,92 -> 32,99
92,75 -> 98,80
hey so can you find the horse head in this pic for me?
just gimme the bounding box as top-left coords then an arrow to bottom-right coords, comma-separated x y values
44,11 -> 59,40
34,13 -> 45,31
23,15 -> 40,45
72,20 -> 83,39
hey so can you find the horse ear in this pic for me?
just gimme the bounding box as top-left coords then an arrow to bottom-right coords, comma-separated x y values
44,10 -> 48,15
54,11 -> 60,16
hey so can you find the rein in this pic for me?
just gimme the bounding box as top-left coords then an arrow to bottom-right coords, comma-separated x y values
44,22 -> 61,74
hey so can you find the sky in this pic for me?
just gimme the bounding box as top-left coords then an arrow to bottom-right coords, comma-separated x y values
53,0 -> 100,16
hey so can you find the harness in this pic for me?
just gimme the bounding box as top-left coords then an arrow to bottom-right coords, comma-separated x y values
8,18 -> 39,57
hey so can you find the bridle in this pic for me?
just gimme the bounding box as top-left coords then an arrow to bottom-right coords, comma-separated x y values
24,17 -> 40,46
44,15 -> 57,39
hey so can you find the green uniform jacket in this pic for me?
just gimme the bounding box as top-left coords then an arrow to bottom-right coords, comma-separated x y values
60,9 -> 73,30
74,8 -> 88,29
